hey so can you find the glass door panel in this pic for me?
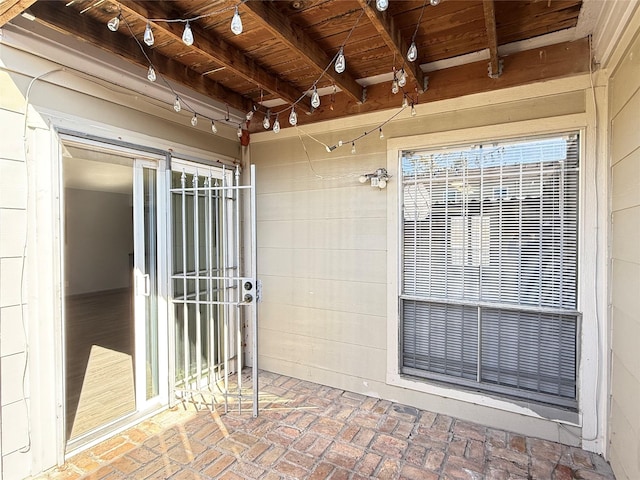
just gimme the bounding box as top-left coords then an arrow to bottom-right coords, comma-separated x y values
134,161 -> 160,406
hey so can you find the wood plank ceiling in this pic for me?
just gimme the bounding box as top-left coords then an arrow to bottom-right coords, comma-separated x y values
6,0 -> 589,132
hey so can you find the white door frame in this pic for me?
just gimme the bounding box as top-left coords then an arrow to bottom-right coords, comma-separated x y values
57,134 -> 169,454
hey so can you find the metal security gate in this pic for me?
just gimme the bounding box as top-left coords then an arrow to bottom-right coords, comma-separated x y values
169,163 -> 258,416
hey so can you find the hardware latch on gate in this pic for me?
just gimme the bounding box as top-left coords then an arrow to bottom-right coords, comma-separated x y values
240,278 -> 257,305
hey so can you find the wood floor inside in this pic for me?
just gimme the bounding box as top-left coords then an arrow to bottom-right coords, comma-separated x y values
65,288 -> 136,442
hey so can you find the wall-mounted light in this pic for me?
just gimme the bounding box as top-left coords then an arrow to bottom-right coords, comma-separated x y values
359,168 -> 390,189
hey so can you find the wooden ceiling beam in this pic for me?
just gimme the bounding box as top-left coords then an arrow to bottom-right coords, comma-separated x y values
356,0 -> 426,92
117,0 -> 307,111
482,0 -> 501,78
240,0 -> 365,104
269,38 -> 590,129
0,0 -> 37,27
29,1 -> 250,113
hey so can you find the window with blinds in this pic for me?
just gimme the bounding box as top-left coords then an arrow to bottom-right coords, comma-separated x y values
400,133 -> 580,409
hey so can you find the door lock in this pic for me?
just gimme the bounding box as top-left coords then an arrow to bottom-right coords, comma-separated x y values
241,278 -> 257,305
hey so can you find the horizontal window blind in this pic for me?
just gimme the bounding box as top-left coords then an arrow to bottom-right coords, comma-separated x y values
400,134 -> 579,409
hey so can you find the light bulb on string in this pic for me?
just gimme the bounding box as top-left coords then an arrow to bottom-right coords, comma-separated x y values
311,87 -> 320,109
334,47 -> 346,74
351,142 -> 356,154
398,68 -> 407,87
182,21 -> 194,46
237,124 -> 243,137
402,95 -> 409,108
391,77 -> 399,95
107,14 -> 121,32
191,114 -> 198,127
379,128 -> 384,139
430,0 -> 440,5
173,97 -> 181,112
411,103 -> 417,116
211,121 -> 218,134
376,0 -> 389,11
231,6 -> 243,35
263,110 -> 271,130
246,106 -> 256,121
144,22 -> 154,46
147,65 -> 156,82
273,116 -> 280,133
289,107 -> 297,126
407,42 -> 418,62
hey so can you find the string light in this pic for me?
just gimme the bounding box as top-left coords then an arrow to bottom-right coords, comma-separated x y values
407,0 -> 429,63
263,110 -> 271,130
376,0 -> 389,11
143,22 -> 154,46
411,103 -> 417,116
335,47 -> 346,73
407,42 -> 418,62
182,21 -> 194,46
106,1 -> 424,146
391,76 -> 399,94
398,68 -> 407,87
311,86 -> 321,109
231,6 -> 243,35
107,14 -> 121,32
430,0 -> 441,5
246,104 -> 257,121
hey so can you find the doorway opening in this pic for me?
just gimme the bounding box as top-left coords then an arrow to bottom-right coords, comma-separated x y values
61,139 -> 165,450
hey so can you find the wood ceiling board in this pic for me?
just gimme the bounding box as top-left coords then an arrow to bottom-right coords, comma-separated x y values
241,0 -> 365,103
115,1 -> 306,107
264,37 -> 589,129
0,0 -> 38,27
483,0 -> 500,78
29,1 -> 250,113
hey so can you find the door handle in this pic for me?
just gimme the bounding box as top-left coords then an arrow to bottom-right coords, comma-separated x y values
136,273 -> 151,296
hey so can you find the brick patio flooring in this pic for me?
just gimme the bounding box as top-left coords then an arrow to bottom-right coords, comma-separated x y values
39,371 -> 616,480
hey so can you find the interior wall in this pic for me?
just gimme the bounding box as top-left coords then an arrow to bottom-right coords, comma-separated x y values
608,17 -> 640,480
64,188 -> 133,295
250,87 -> 590,444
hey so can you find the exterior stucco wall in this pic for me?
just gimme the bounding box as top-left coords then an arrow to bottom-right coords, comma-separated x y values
250,85 -> 598,447
608,11 -> 640,480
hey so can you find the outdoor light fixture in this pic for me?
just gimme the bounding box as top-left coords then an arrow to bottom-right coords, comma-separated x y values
359,168 -> 390,189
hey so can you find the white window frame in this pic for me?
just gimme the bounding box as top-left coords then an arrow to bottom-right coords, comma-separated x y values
386,113 -> 605,449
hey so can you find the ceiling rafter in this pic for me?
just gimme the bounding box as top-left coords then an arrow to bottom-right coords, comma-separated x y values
117,0 -> 308,112
0,0 -> 37,27
482,0 -> 501,78
29,1 -> 250,114
356,0 -> 426,92
286,38 -> 590,127
239,0 -> 365,104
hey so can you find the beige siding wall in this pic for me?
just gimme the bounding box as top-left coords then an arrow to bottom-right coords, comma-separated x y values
251,89 -> 588,442
0,70 -> 31,480
608,24 -> 640,480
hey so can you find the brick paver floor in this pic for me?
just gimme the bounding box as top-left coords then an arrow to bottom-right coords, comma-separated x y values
39,370 -> 616,479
